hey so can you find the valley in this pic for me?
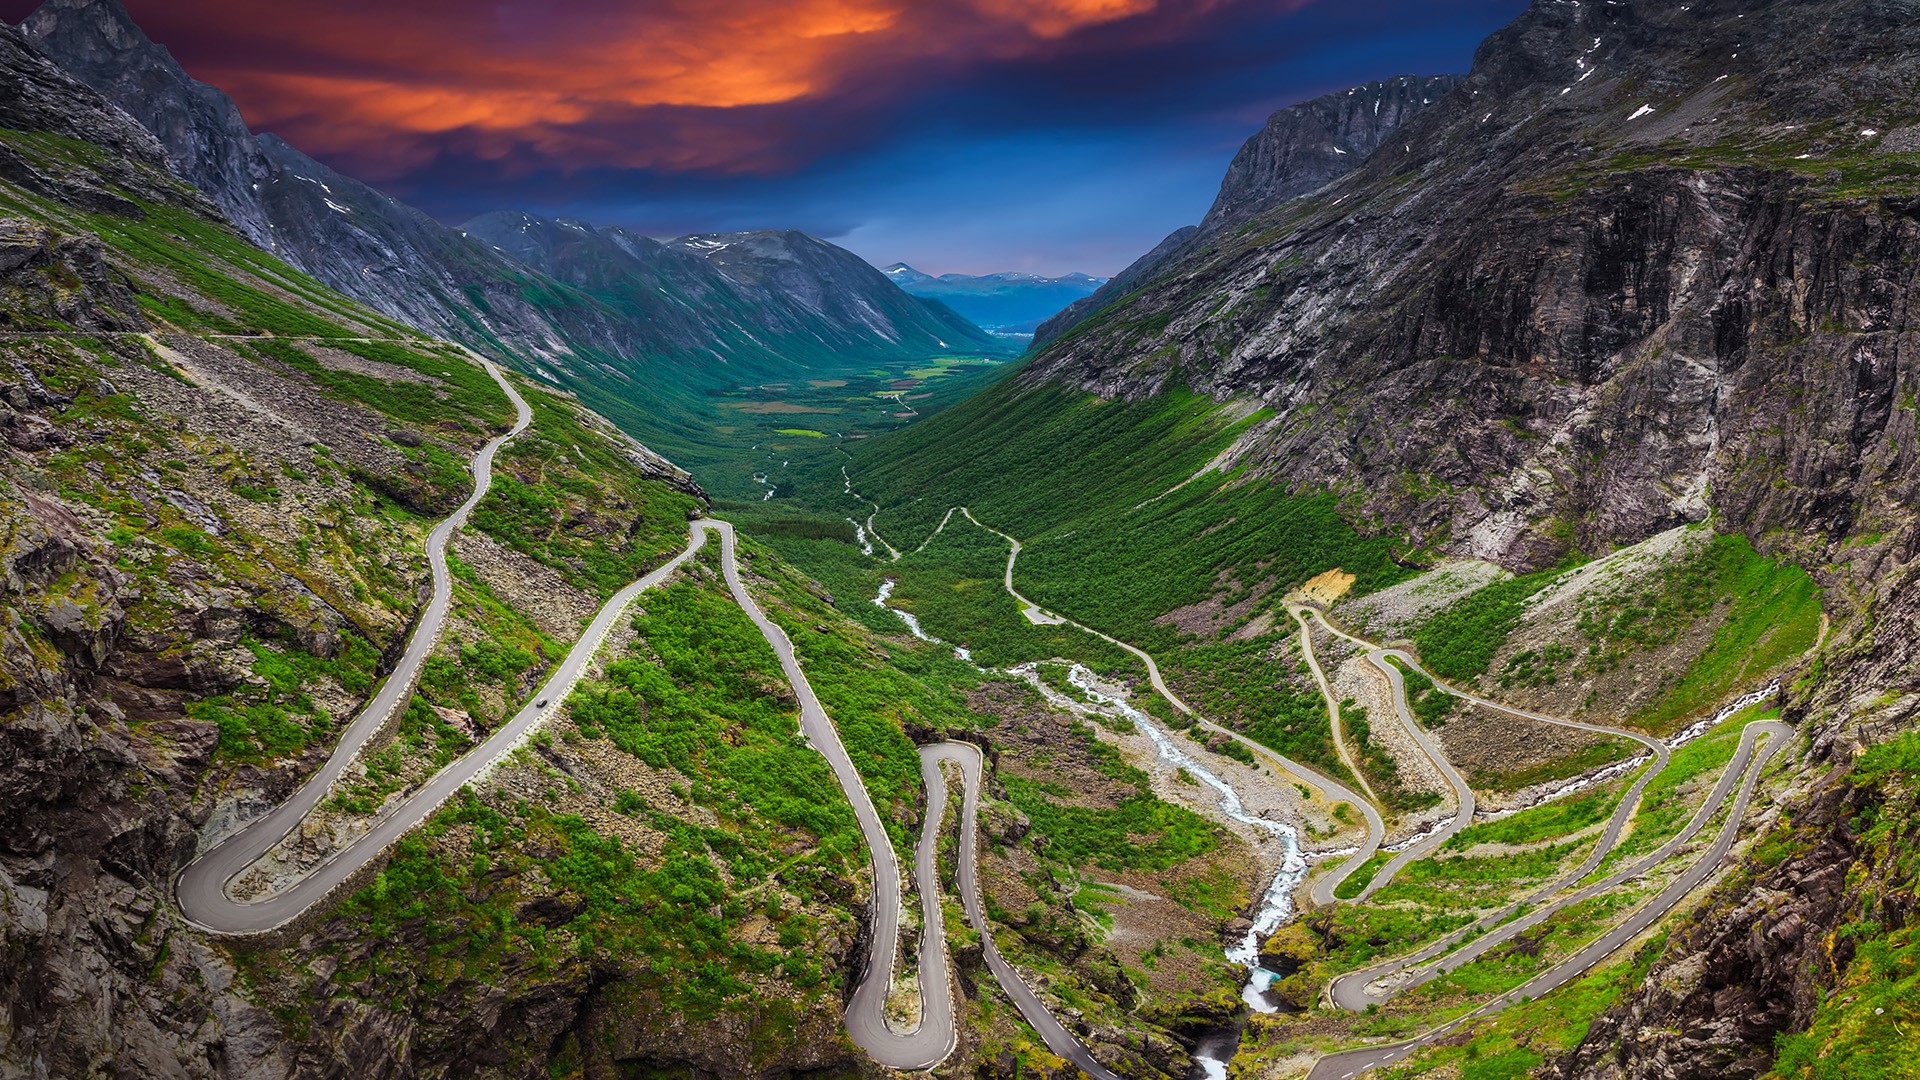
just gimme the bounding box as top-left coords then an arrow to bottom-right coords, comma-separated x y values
2,0 -> 1919,1079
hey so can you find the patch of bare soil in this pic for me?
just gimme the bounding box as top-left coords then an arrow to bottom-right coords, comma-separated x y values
1296,569 -> 1356,606
1334,560 -> 1507,641
1432,702 -> 1624,792
1156,567 -> 1275,639
303,342 -> 440,384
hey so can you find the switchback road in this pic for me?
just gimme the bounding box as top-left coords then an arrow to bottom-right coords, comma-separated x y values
922,742 -> 1120,1079
1306,720 -> 1788,1079
177,357 -> 540,932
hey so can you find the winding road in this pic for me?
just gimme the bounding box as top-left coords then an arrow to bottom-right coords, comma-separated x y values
177,356 -> 539,932
1306,719 -> 1788,1079
952,509 -> 1384,900
853,502 -> 1799,1078
175,385 -> 1111,1073
922,743 -> 1122,1079
1291,607 -> 1380,808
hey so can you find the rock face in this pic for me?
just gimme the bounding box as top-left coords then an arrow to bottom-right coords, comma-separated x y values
0,216 -> 145,330
1036,75 -> 1461,344
1199,74 -> 1466,233
1552,776 -> 1863,1080
1026,0 -> 1920,568
0,18 -> 211,219
19,0 -> 275,244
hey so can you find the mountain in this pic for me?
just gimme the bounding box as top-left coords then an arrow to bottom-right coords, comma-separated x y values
846,0 -> 1920,1075
1036,74 -> 1461,344
18,0 -> 1004,480
880,263 -> 1109,336
0,19 -> 1201,1079
661,230 -> 994,349
880,262 -> 936,287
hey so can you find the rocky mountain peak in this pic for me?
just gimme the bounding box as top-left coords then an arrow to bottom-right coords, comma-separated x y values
22,0 -> 275,245
1200,73 -> 1465,231
1035,72 -> 1458,345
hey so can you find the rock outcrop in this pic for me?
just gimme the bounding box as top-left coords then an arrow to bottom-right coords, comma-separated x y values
0,216 -> 144,330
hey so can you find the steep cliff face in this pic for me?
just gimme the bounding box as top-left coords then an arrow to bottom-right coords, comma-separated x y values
1199,74 -> 1466,232
18,0 -> 274,244
1027,0 -> 1920,569
1035,75 -> 1461,345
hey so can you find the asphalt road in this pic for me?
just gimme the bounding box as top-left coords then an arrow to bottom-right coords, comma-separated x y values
707,522 -> 959,1070
1291,606 -> 1381,808
169,425 -> 1083,1074
923,742 -> 1121,1079
1346,651 -> 1478,902
176,357 -> 539,933
1306,720 -> 1788,1079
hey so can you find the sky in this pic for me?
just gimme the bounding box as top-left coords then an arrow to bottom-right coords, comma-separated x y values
6,0 -> 1528,275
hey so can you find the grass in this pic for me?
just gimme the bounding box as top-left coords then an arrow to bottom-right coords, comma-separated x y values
1333,851 -> 1393,900
1373,933 -> 1668,1078
739,536 -> 962,855
1632,535 -> 1821,731
1413,563 -> 1569,682
843,379 -> 1412,652
1390,657 -> 1459,727
244,338 -> 513,432
1445,784 -> 1622,851
569,571 -> 864,863
470,384 -> 701,597
188,634 -> 382,762
1163,634 -> 1352,784
1589,716 -> 1751,876
883,513 -> 1135,671
1002,778 -> 1223,872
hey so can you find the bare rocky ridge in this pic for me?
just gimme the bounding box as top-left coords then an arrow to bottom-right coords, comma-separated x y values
1036,75 -> 1463,345
18,0 -> 275,244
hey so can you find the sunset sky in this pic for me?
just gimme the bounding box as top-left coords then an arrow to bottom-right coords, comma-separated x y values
5,0 -> 1527,274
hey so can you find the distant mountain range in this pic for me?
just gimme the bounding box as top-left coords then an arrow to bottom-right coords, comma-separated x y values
17,0 -> 1004,469
879,264 -> 1106,337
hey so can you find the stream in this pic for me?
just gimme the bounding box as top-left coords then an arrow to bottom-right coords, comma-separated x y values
1060,668 -> 1309,1023
871,582 -> 1306,1077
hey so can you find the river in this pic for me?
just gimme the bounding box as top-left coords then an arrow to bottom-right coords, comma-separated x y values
871,583 -> 1305,1076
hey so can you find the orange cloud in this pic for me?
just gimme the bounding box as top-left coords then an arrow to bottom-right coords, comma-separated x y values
154,0 -> 1236,175
969,0 -> 1160,38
